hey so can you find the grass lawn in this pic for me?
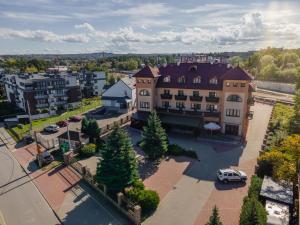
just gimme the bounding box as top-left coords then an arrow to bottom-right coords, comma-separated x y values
10,97 -> 101,140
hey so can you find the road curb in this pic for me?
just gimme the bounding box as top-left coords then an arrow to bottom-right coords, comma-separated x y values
0,132 -> 64,225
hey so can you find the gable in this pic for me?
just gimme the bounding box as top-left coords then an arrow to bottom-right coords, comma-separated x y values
102,80 -> 132,98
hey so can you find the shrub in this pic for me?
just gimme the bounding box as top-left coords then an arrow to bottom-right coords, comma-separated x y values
80,143 -> 96,156
248,176 -> 263,199
127,188 -> 160,215
168,144 -> 198,159
239,197 -> 267,225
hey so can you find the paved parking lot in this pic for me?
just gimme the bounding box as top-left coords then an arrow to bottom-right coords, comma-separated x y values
125,103 -> 272,225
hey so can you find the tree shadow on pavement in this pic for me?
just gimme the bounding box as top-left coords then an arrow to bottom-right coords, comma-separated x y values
138,158 -> 160,180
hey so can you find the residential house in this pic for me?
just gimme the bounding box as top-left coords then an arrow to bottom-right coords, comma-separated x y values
132,62 -> 255,138
101,76 -> 136,113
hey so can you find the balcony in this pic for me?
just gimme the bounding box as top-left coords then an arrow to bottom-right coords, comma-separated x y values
53,93 -> 65,97
35,95 -> 48,100
175,95 -> 187,100
190,96 -> 203,102
55,101 -> 67,105
204,111 -> 220,117
156,107 -> 203,117
205,96 -> 220,103
36,103 -> 49,108
160,93 -> 173,100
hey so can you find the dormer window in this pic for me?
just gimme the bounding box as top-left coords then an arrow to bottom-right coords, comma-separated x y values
139,89 -> 150,96
209,77 -> 218,85
193,76 -> 201,84
178,76 -> 185,84
163,76 -> 171,83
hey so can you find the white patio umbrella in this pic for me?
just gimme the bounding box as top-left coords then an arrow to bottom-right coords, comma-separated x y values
204,122 -> 221,135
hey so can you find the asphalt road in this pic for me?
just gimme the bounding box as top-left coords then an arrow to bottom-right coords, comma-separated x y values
0,142 -> 60,225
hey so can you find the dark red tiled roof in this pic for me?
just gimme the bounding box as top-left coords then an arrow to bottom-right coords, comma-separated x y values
221,66 -> 253,81
133,66 -> 160,78
156,63 -> 230,90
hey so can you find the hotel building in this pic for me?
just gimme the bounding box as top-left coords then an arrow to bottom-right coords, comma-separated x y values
132,62 -> 255,138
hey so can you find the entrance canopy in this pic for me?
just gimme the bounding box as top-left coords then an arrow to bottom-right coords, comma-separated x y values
204,122 -> 221,130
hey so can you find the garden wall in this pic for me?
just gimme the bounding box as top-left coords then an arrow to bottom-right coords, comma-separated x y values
255,80 -> 296,94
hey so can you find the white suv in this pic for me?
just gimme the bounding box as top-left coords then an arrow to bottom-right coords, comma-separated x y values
217,168 -> 247,183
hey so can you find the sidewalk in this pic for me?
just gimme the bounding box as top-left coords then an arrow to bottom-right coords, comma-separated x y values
10,141 -> 131,225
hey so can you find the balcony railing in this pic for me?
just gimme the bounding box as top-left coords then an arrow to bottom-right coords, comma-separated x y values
190,96 -> 203,102
204,111 -> 221,117
160,93 -> 173,99
175,95 -> 187,100
36,103 -> 49,108
205,96 -> 220,103
35,95 -> 48,99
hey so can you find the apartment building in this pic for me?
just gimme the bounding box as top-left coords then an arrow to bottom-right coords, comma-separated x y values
132,63 -> 254,138
4,73 -> 81,115
75,71 -> 106,97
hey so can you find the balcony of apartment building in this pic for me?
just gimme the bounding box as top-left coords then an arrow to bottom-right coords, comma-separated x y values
204,111 -> 221,117
175,90 -> 187,101
205,92 -> 220,103
34,94 -> 48,100
36,103 -> 49,108
190,91 -> 203,102
160,93 -> 173,100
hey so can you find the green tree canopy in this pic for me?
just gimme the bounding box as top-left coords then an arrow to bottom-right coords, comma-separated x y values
206,206 -> 223,225
140,111 -> 168,160
239,197 -> 267,225
96,125 -> 138,191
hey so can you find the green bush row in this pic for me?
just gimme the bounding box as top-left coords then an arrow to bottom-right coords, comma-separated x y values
167,144 -> 198,159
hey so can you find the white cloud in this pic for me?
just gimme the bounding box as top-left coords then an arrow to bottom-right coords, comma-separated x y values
0,28 -> 89,43
112,3 -> 171,17
75,22 -> 95,32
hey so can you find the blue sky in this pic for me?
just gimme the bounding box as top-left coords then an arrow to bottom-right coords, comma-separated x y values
0,0 -> 300,54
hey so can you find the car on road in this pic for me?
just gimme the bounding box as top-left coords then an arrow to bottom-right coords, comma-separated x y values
37,151 -> 54,166
217,168 -> 247,183
43,124 -> 60,133
69,116 -> 82,122
23,135 -> 34,144
56,120 -> 68,127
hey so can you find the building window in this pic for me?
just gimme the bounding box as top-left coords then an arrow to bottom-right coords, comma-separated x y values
178,90 -> 184,96
176,102 -> 185,109
226,82 -> 230,87
193,91 -> 199,96
233,83 -> 238,87
209,92 -> 216,97
206,104 -> 217,111
147,80 -> 151,84
226,109 -> 240,117
178,76 -> 185,84
209,77 -> 218,85
227,94 -> 242,102
139,89 -> 150,96
162,101 -> 170,108
191,103 -> 201,110
164,89 -> 170,94
241,83 -> 246,87
193,76 -> 201,84
140,102 -> 149,109
163,76 -> 171,83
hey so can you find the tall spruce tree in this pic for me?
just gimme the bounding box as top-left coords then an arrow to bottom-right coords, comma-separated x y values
206,206 -> 223,225
81,117 -> 89,133
140,111 -> 168,160
239,197 -> 267,225
87,119 -> 101,142
96,125 -> 138,191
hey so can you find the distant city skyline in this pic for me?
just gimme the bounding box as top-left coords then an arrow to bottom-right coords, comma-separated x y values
0,0 -> 300,54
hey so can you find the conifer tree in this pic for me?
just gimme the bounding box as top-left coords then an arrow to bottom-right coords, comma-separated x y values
239,197 -> 267,225
206,206 -> 223,225
140,111 -> 168,160
81,117 -> 89,133
96,125 -> 138,191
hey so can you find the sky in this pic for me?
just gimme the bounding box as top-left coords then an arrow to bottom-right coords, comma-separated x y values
0,0 -> 300,54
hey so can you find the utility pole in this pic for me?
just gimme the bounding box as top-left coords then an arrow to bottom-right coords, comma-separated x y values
66,123 -> 72,151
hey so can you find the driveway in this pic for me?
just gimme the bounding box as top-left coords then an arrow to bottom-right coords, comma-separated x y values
12,143 -> 131,225
126,103 -> 272,225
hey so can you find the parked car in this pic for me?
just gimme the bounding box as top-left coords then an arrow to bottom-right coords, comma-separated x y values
56,120 -> 68,127
23,135 -> 34,144
44,124 -> 60,133
69,116 -> 82,122
217,168 -> 247,183
37,151 -> 54,166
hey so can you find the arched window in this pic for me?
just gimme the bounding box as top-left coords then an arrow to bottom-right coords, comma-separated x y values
227,94 -> 242,102
193,76 -> 201,84
163,76 -> 171,83
209,77 -> 218,85
178,76 -> 185,83
139,89 -> 150,96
